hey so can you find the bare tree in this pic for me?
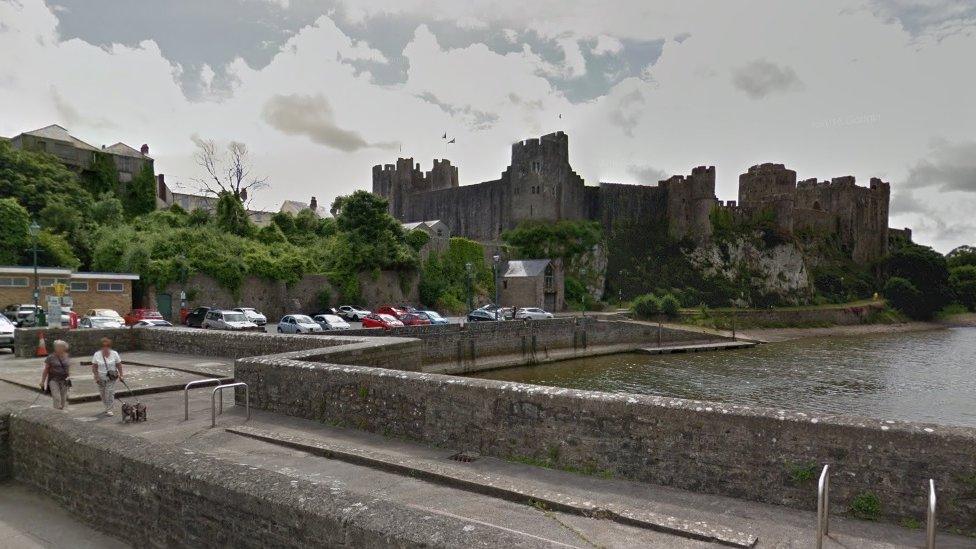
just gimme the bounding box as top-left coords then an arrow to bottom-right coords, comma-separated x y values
192,137 -> 268,204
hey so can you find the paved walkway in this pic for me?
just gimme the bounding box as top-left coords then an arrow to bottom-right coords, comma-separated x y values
0,482 -> 128,549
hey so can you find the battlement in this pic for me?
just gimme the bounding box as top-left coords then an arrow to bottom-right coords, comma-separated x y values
511,131 -> 569,161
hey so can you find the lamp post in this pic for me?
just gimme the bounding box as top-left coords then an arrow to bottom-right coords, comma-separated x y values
29,221 -> 40,319
492,254 -> 501,320
465,262 -> 473,313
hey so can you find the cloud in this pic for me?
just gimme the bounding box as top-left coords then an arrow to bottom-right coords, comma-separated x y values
415,92 -> 499,130
903,138 -> 976,193
608,88 -> 645,137
731,59 -> 804,99
261,94 -> 397,152
867,0 -> 976,39
626,164 -> 668,184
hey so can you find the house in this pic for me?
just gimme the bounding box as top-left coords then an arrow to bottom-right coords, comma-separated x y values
498,259 -> 564,312
402,220 -> 450,239
0,266 -> 139,316
8,124 -> 153,182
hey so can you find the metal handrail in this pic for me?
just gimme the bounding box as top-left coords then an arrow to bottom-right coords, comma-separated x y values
816,464 -> 830,549
211,382 -> 249,428
927,479 -> 936,549
183,378 -> 221,420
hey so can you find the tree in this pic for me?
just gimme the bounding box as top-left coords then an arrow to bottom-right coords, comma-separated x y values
330,191 -> 416,271
885,243 -> 951,317
125,163 -> 157,216
947,245 -> 976,269
0,198 -> 30,265
214,191 -> 252,236
0,140 -> 94,217
192,137 -> 267,203
884,277 -> 926,319
83,151 -> 119,197
949,265 -> 976,311
91,192 -> 125,226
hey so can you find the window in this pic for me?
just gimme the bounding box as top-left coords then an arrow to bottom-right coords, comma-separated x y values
502,280 -> 508,290
544,265 -> 554,291
96,282 -> 125,293
39,278 -> 56,287
69,281 -> 89,292
531,160 -> 543,174
0,277 -> 28,288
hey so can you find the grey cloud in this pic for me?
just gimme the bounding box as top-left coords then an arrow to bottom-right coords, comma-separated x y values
261,93 -> 397,152
50,86 -> 116,129
868,0 -> 976,38
47,0 -> 664,104
416,92 -> 499,130
673,32 -> 691,43
731,59 -> 803,100
609,89 -> 645,137
904,139 -> 976,193
889,189 -> 930,215
626,164 -> 668,184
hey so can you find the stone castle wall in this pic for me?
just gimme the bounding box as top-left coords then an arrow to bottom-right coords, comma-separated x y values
374,132 -> 893,266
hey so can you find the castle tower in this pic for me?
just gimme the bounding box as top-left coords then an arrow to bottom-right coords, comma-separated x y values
738,163 -> 797,233
660,166 -> 718,243
506,131 -> 586,227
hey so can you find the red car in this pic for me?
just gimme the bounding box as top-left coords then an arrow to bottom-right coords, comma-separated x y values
376,306 -> 408,318
124,308 -> 164,326
361,313 -> 404,330
399,313 -> 431,326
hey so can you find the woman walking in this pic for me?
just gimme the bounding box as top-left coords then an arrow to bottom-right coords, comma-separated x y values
91,337 -> 124,416
40,340 -> 72,410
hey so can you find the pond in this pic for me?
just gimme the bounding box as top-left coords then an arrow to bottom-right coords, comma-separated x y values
472,327 -> 976,427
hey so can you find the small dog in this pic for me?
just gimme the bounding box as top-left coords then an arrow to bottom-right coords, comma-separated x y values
121,402 -> 148,423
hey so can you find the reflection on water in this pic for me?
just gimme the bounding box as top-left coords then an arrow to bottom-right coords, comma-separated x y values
473,327 -> 976,427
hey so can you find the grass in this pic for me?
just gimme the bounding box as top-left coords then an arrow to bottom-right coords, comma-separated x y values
849,492 -> 882,520
509,453 -> 614,480
786,462 -> 817,484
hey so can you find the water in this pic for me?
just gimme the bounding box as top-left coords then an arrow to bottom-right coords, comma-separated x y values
473,327 -> 976,427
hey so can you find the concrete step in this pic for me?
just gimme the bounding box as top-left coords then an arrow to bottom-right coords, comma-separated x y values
637,341 -> 757,354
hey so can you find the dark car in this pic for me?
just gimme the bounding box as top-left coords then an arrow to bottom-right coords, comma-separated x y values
467,309 -> 501,322
399,313 -> 431,326
184,306 -> 213,328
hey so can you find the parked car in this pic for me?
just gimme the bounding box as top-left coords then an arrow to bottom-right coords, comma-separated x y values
361,313 -> 404,330
0,315 -> 14,350
418,310 -> 449,325
376,306 -> 408,318
277,314 -> 324,334
83,309 -> 123,322
201,309 -> 258,331
233,307 -> 267,326
398,312 -> 431,326
515,307 -> 554,320
79,316 -> 124,329
478,304 -> 514,319
8,304 -> 42,327
337,305 -> 370,321
124,308 -> 164,326
2,304 -> 20,322
467,308 -> 501,322
184,306 -> 213,328
313,314 -> 350,330
132,319 -> 174,327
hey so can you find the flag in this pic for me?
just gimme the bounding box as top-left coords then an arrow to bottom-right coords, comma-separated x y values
448,138 -> 455,144
558,114 -> 562,119
442,132 -> 447,139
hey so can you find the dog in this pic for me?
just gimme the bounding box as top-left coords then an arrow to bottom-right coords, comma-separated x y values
121,401 -> 148,423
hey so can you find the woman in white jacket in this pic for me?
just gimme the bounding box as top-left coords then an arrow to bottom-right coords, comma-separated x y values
91,337 -> 124,416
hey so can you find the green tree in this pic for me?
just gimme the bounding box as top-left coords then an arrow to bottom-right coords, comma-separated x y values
502,220 -> 602,260
125,163 -> 157,216
949,265 -> 976,311
632,293 -> 661,318
330,190 -> 417,271
83,151 -> 119,197
885,243 -> 951,317
214,191 -> 252,236
883,277 -> 925,319
0,140 -> 94,217
90,192 -> 125,226
0,197 -> 30,264
947,245 -> 976,269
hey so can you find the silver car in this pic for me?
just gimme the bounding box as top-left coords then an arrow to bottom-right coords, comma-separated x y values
337,305 -> 370,321
234,307 -> 268,326
202,310 -> 259,331
79,316 -> 124,329
0,315 -> 14,350
277,315 -> 323,334
313,314 -> 350,330
514,307 -> 554,320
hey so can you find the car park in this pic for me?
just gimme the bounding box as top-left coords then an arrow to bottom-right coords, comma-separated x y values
361,313 -> 404,329
124,308 -> 164,326
467,308 -> 501,322
337,305 -> 370,321
399,312 -> 431,326
79,316 -> 124,329
418,310 -> 449,325
514,307 -> 554,320
233,307 -> 267,326
277,314 -> 324,334
201,309 -> 259,331
0,315 -> 14,350
313,314 -> 350,330
132,319 -> 174,327
184,306 -> 213,328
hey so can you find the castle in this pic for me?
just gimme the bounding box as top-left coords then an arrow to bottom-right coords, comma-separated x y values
373,131 -> 892,264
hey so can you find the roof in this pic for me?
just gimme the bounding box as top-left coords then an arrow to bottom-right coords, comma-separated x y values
20,124 -> 99,151
503,259 -> 552,278
279,200 -> 329,217
104,142 -> 148,159
0,266 -> 138,280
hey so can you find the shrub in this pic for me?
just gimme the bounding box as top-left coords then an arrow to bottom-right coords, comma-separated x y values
632,293 -> 661,318
949,265 -> 976,311
883,276 -> 927,319
659,293 -> 681,316
849,492 -> 881,520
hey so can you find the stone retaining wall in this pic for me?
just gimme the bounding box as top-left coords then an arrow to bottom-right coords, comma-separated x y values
0,406 -> 542,549
236,351 -> 976,534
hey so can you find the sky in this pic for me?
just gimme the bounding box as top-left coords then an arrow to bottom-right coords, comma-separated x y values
0,0 -> 974,252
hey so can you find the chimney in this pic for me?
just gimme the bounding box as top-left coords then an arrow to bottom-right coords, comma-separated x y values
310,196 -> 318,211
140,143 -> 150,155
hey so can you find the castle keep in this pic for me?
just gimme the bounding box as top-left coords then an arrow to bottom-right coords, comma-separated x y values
373,131 -> 891,263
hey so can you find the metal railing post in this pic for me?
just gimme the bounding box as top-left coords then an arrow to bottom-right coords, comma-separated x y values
927,479 -> 936,549
211,382 -> 249,428
817,464 -> 829,549
183,378 -> 221,420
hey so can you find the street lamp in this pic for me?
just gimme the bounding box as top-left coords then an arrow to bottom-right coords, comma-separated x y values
492,254 -> 501,320
29,221 -> 40,320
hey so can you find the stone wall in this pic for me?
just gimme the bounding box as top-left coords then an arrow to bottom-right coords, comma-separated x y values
676,301 -> 885,327
14,326 -> 138,358
2,406 -> 537,549
236,354 -> 976,534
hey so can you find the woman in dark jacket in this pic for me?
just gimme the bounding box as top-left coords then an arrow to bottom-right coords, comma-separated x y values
40,339 -> 72,409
